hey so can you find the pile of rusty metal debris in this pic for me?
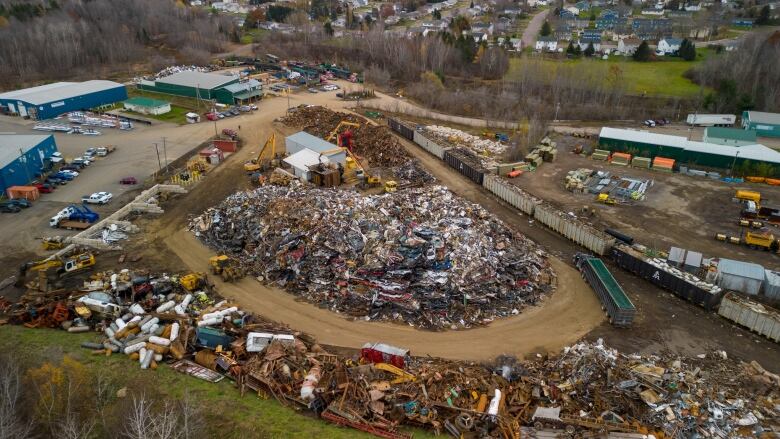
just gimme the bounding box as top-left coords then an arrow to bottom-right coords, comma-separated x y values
7,276 -> 778,439
280,106 -> 410,168
190,184 -> 553,329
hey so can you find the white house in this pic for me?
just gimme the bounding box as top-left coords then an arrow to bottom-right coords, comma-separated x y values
657,37 -> 682,54
535,36 -> 558,51
617,37 -> 641,55
565,6 -> 580,15
685,2 -> 702,10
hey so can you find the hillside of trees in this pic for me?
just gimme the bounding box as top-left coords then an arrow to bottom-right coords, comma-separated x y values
0,0 -> 238,88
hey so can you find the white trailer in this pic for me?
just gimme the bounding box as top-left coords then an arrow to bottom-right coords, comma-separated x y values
686,114 -> 736,127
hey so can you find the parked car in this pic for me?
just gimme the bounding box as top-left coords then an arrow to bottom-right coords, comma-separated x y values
53,172 -> 76,180
84,147 -> 97,156
46,177 -> 67,185
239,105 -> 251,112
120,176 -> 138,185
323,84 -> 339,91
221,111 -> 233,118
34,183 -> 55,193
643,120 -> 656,127
0,203 -> 21,213
307,88 -> 319,93
250,104 -> 258,110
96,146 -> 115,156
60,169 -> 79,177
4,199 -> 32,209
82,192 -> 113,204
71,158 -> 88,167
229,108 -> 240,116
205,112 -> 219,121
60,165 -> 81,172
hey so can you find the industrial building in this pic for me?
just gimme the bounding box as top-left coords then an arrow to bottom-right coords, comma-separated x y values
0,134 -> 58,194
703,127 -> 757,146
742,111 -> 780,138
123,97 -> 171,115
598,127 -> 780,174
137,72 -> 262,105
0,80 -> 127,120
285,132 -> 347,165
714,258 -> 765,296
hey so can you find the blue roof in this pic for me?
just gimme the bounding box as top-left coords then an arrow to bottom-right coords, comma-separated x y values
663,37 -> 683,45
223,79 -> 261,94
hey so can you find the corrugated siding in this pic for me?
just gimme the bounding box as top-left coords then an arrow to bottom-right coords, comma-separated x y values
412,130 -> 448,159
764,270 -> 780,300
718,294 -> 780,342
0,135 -> 57,193
533,204 -> 616,255
482,175 -> 540,215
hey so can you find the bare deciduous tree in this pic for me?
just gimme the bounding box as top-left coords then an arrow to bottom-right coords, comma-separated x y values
0,358 -> 33,439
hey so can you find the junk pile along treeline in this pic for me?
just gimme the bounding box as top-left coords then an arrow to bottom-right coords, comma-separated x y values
190,183 -> 553,330
424,125 -> 508,168
7,277 -> 778,439
280,106 -> 410,168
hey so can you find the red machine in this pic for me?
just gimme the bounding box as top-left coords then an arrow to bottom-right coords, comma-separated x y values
337,130 -> 354,151
360,342 -> 409,369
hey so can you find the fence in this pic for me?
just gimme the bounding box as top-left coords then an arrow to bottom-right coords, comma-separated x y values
533,204 -> 616,255
412,130 -> 449,160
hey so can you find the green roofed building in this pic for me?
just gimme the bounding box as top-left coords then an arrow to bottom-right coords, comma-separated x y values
703,127 -> 757,146
123,97 -> 171,115
136,71 -> 262,105
598,127 -> 780,176
742,111 -> 780,138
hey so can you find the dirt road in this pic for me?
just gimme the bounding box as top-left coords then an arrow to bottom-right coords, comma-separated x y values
522,9 -> 550,50
167,229 -> 603,361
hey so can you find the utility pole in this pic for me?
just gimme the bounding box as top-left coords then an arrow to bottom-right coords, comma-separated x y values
554,102 -> 560,122
730,150 -> 740,177
162,137 -> 168,171
212,99 -> 218,137
154,143 -> 162,173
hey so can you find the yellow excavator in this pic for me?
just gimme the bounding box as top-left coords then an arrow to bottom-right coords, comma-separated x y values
344,148 -> 380,188
244,133 -> 276,173
326,121 -> 360,144
17,252 -> 96,285
373,363 -> 417,384
208,255 -> 244,282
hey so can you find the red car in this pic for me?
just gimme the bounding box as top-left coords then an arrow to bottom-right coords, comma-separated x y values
34,183 -> 55,193
120,176 -> 138,185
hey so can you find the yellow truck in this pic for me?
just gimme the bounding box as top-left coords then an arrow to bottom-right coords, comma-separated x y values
744,231 -> 779,252
735,190 -> 761,205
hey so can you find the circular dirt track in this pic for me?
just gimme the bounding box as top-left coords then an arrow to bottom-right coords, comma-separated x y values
166,229 -> 604,361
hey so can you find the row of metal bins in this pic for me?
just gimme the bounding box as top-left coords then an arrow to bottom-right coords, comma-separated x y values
443,148 -> 487,185
611,245 -> 723,310
482,174 -> 539,215
412,130 -> 449,160
533,204 -> 616,255
718,293 -> 780,342
387,118 -> 414,141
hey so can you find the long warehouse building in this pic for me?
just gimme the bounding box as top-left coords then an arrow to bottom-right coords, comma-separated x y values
598,127 -> 780,174
0,134 -> 59,194
137,71 -> 262,105
0,80 -> 127,120
742,111 -> 780,138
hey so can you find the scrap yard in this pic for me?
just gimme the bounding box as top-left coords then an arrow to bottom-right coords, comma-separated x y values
1,73 -> 779,439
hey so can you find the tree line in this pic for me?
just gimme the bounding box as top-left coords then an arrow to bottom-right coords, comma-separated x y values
0,0 -> 239,88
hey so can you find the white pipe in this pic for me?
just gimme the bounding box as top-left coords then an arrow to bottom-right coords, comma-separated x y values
124,342 -> 145,355
140,317 -> 158,333
114,318 -> 126,330
169,323 -> 180,342
149,336 -> 171,347
129,303 -> 145,314
156,300 -> 175,313
138,347 -> 147,364
197,317 -> 221,327
140,350 -> 154,369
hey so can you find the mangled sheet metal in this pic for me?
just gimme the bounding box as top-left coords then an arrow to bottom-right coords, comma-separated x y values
190,184 -> 553,329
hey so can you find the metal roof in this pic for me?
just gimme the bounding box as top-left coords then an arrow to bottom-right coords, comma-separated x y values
744,111 -> 780,126
668,247 -> 685,264
599,127 -> 780,164
223,79 -> 261,94
704,126 -> 757,142
716,258 -> 765,281
283,148 -> 330,171
0,80 -> 124,106
286,131 -> 340,153
0,134 -> 52,169
155,71 -> 238,90
124,97 -> 169,108
684,250 -> 702,268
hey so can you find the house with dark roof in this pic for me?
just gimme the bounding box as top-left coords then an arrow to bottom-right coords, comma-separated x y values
578,29 -> 603,50
657,37 -> 682,54
555,22 -> 574,40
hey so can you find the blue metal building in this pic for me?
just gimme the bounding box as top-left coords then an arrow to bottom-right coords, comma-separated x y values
0,80 -> 127,120
0,135 -> 59,194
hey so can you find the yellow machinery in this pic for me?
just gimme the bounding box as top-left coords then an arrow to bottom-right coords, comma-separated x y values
180,272 -> 207,291
384,180 -> 398,193
373,363 -> 417,384
208,255 -> 244,282
41,237 -> 65,250
326,121 -> 360,143
597,193 -> 617,205
244,133 -> 276,173
735,190 -> 761,206
344,148 -> 380,188
744,231 -> 779,251
18,252 -> 95,285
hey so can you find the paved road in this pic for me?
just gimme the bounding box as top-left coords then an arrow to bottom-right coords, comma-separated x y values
522,9 -> 550,50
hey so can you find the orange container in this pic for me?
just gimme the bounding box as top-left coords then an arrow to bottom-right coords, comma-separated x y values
746,176 -> 766,183
766,179 -> 780,186
507,170 -> 523,178
6,186 -> 40,201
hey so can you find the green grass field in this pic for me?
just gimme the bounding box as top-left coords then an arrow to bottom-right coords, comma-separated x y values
0,325 -> 436,439
506,49 -> 712,97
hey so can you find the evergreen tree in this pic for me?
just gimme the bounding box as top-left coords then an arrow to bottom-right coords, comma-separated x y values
433,8 -> 441,20
566,41 -> 575,54
540,20 -> 552,36
756,5 -> 770,25
470,0 -> 474,8
584,42 -> 595,56
633,40 -> 652,61
324,21 -> 334,35
679,38 -> 696,61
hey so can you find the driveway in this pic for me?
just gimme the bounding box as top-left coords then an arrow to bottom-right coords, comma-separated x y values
522,9 -> 550,50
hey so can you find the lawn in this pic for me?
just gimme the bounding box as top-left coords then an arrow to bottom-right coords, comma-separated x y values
126,87 -> 213,124
0,325 -> 437,439
506,49 -> 712,97
122,104 -> 192,124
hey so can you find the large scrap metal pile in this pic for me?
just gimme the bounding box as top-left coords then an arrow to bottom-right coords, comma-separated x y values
424,125 -> 508,168
280,106 -> 410,167
190,184 -> 552,329
7,276 -> 778,439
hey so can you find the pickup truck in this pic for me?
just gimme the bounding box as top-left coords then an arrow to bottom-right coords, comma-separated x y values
96,146 -> 116,156
81,192 -> 113,204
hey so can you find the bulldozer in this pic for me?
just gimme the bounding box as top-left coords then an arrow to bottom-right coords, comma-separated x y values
41,236 -> 66,250
244,133 -> 276,173
17,252 -> 96,286
179,272 -> 208,291
208,255 -> 245,282
596,193 -> 617,205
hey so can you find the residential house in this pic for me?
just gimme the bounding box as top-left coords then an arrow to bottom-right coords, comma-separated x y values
528,0 -> 549,6
406,26 -> 426,37
612,24 -> 633,40
617,37 -> 641,54
578,29 -> 603,50
597,15 -> 627,29
632,18 -> 672,41
472,22 -> 494,35
565,6 -> 581,15
497,36 -> 523,50
731,18 -> 754,28
495,17 -> 515,33
559,9 -> 577,19
190,0 -> 203,6
601,41 -> 617,53
352,0 -> 368,6
555,23 -> 574,40
535,36 -> 559,51
502,8 -> 522,15
471,31 -> 489,42
641,9 -> 665,15
422,20 -> 448,29
684,2 -> 702,11
575,1 -> 591,11
657,37 -> 682,54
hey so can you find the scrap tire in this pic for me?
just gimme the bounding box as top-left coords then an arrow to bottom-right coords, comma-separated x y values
565,425 -> 576,434
533,422 -> 544,430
